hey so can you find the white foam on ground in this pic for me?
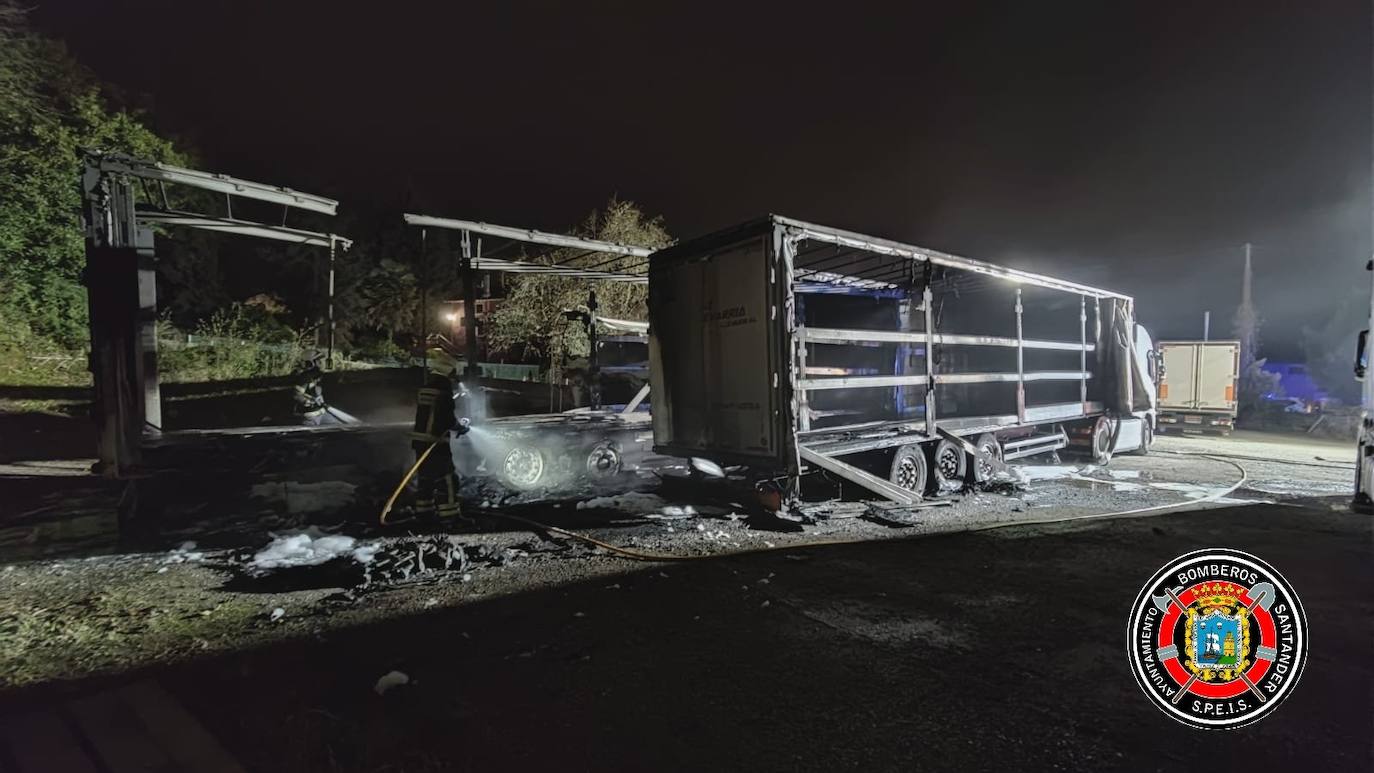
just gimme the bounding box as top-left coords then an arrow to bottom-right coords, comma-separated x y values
1008,464 -> 1095,483
576,492 -> 670,513
250,528 -> 378,570
1145,481 -> 1234,500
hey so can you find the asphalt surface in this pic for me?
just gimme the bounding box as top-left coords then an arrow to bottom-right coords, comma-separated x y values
39,498 -> 1357,772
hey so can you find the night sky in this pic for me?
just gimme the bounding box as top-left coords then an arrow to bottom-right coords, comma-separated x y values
32,1 -> 1373,358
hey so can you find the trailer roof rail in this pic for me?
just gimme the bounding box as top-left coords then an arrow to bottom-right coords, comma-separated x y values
652,215 -> 1133,301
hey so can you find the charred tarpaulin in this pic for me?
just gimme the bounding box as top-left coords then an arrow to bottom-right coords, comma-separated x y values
647,215 -> 1151,506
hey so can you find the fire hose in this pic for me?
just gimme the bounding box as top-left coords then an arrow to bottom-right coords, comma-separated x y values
379,441 -> 436,526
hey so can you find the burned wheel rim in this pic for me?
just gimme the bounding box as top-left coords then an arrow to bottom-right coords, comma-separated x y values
973,433 -> 1001,483
502,446 -> 546,489
889,445 -> 928,493
585,442 -> 622,480
933,439 -> 965,489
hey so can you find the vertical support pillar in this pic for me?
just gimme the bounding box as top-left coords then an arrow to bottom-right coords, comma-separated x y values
458,229 -> 480,422
1015,287 -> 1025,423
326,235 -> 337,368
922,285 -> 936,435
1093,297 -> 1102,407
460,229 -> 480,386
1080,295 -> 1088,413
82,158 -> 149,476
776,228 -> 802,502
796,326 -> 810,432
419,228 -> 428,376
136,226 -> 160,433
87,247 -> 145,475
586,290 -> 601,411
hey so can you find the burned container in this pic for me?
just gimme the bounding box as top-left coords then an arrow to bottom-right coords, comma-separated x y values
647,215 -> 1156,504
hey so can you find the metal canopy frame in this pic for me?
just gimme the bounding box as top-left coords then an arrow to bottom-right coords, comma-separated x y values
82,151 -> 348,477
402,212 -> 653,408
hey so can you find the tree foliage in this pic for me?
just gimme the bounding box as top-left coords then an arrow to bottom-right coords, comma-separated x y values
0,3 -> 186,349
486,198 -> 670,362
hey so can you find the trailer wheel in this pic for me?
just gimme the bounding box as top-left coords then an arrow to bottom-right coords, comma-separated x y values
931,439 -> 966,491
889,444 -> 928,494
972,433 -> 1003,483
585,441 -> 622,480
1091,417 -> 1113,465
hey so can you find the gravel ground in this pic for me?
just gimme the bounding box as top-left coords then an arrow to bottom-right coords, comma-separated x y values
0,430 -> 1355,689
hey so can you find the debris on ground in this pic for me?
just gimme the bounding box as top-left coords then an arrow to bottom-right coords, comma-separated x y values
373,670 -> 410,695
361,535 -> 469,587
269,607 -> 285,622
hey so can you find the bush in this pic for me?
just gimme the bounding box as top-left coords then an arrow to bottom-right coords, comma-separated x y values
0,302 -> 88,386
158,305 -> 309,383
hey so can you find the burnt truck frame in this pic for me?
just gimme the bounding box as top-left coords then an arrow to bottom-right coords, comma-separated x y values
647,215 -> 1157,505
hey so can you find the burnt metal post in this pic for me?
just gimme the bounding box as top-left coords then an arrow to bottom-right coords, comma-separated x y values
586,290 -> 601,410
1080,294 -> 1088,413
1015,287 -> 1026,422
460,229 -> 480,384
923,284 -> 936,435
82,157 -> 159,475
326,234 -> 338,367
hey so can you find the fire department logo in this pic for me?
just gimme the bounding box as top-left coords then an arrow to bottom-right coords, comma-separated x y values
1127,548 -> 1307,729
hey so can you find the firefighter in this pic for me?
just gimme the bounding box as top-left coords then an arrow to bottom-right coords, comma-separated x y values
411,349 -> 469,519
293,349 -> 329,425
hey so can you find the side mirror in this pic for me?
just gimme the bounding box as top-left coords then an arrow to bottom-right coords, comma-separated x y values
1356,330 -> 1369,382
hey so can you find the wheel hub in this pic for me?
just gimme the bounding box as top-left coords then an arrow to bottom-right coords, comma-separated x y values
937,446 -> 961,479
895,458 -> 921,490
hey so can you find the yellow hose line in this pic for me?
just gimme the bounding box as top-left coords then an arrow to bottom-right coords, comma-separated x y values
380,442 -> 437,526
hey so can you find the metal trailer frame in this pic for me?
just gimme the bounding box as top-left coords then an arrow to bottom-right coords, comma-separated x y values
648,215 -> 1139,505
81,152 -> 350,476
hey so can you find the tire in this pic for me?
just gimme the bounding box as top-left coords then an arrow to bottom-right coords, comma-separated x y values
972,433 -> 1003,483
930,438 -> 966,491
1135,422 -> 1153,456
1090,417 -> 1113,465
501,445 -> 547,489
889,444 -> 928,495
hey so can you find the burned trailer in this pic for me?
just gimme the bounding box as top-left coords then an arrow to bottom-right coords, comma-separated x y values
647,215 -> 1157,504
